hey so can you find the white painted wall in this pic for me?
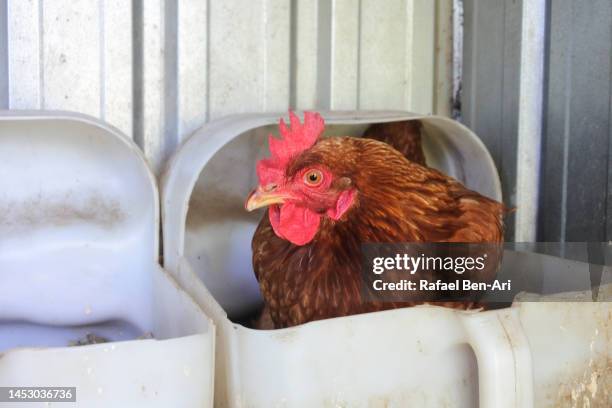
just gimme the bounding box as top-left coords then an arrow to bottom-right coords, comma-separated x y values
2,0 -> 453,174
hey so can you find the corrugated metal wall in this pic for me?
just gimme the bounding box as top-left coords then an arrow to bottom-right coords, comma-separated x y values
0,0 -> 453,175
462,0 -> 522,240
463,0 -> 612,242
541,0 -> 612,243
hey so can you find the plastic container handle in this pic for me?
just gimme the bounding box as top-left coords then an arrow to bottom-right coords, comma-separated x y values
459,308 -> 534,408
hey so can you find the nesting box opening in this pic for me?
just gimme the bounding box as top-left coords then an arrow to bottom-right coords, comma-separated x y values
0,115 -> 159,349
181,115 -> 501,326
0,114 -> 215,408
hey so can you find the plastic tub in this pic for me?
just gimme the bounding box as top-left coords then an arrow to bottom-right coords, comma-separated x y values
161,111 -> 534,407
0,112 -> 215,408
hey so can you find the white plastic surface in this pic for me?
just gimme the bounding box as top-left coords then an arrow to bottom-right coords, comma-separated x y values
176,259 -> 532,408
162,111 -> 536,407
0,112 -> 214,408
516,281 -> 612,407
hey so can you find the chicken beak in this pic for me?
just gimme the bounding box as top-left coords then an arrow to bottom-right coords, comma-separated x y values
245,187 -> 288,211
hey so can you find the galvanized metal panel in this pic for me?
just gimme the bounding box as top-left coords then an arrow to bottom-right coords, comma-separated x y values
359,0 -> 414,110
2,0 -> 452,174
7,0 -> 43,109
410,0 -> 436,114
43,0 -> 101,116
514,0 -> 546,242
499,0 -> 521,218
608,47 -> 612,241
177,0 -> 208,139
101,0 -> 133,135
542,0 -> 612,242
207,0 -> 290,119
463,0 -> 522,240
262,0 -> 291,112
540,0 -> 574,242
138,0 -> 167,173
464,0 -> 612,242
463,0 -> 505,168
329,0 -> 359,110
292,0 -> 318,109
434,0 -> 453,118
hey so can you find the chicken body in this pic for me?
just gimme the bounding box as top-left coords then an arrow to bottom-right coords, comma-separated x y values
362,120 -> 427,166
251,136 -> 505,329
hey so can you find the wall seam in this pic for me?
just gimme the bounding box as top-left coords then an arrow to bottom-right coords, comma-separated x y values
132,0 -> 144,146
0,0 -> 9,108
38,0 -> 44,109
559,0 -> 573,243
163,0 -> 178,161
288,0 -> 298,109
99,0 -> 106,121
356,0 -> 362,109
315,0 -> 331,110
205,0 -> 211,122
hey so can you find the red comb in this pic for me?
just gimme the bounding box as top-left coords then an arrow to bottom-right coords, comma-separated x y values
257,111 -> 325,185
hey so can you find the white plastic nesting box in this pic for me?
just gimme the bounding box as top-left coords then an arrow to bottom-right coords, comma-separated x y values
512,260 -> 611,407
0,112 -> 215,408
162,111 -> 537,407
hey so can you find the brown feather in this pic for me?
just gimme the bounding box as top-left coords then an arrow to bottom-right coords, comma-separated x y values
362,120 -> 427,166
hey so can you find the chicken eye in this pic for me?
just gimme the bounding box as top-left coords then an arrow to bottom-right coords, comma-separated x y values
303,169 -> 323,186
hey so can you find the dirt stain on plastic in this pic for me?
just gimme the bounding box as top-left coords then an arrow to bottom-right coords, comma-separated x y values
553,357 -> 612,407
272,329 -> 298,344
552,308 -> 612,408
0,191 -> 124,229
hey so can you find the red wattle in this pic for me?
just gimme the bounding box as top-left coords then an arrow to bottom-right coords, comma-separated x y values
269,203 -> 321,246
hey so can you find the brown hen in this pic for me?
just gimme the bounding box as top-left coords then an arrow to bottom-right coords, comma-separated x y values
246,112 -> 506,329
